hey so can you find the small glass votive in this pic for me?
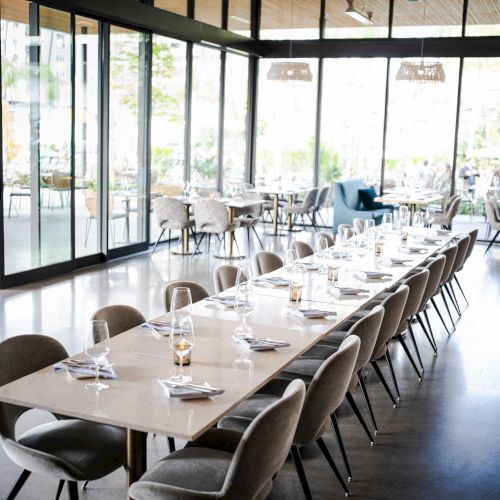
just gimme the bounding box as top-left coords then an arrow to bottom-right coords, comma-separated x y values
289,282 -> 303,303
174,349 -> 191,366
327,263 -> 340,285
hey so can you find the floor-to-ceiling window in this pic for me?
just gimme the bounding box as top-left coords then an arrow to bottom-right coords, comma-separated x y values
150,34 -> 186,243
255,58 -> 318,187
75,16 -> 100,258
190,45 -> 221,193
384,58 -> 460,195
320,58 -> 387,189
108,25 -> 148,249
222,53 -> 248,195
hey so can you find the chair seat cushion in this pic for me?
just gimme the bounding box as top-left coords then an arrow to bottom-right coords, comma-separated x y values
131,447 -> 232,497
236,216 -> 259,228
432,214 -> 449,225
302,343 -> 338,360
18,419 -> 126,481
280,358 -> 323,381
282,205 -> 304,215
160,218 -> 195,230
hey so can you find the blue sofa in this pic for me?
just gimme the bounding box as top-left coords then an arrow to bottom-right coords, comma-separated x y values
332,179 -> 394,233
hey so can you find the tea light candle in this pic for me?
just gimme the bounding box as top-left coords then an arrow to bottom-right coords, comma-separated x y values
174,339 -> 191,366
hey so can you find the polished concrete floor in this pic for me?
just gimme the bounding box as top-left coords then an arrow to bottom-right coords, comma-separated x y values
1,225 -> 499,499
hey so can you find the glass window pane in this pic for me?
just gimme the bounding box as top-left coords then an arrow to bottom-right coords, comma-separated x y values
155,0 -> 187,16
260,0 -> 320,40
75,16 -> 100,258
228,0 -> 251,36
466,0 -> 500,36
223,53 -> 248,194
256,59 -> 318,186
456,59 -> 500,236
150,35 -> 186,244
392,0 -> 464,38
320,59 -> 387,188
324,0 -> 389,39
195,0 -> 222,27
384,58 -> 460,195
109,26 -> 147,249
191,45 -> 221,193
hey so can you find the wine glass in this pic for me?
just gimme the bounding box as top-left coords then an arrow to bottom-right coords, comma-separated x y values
169,316 -> 194,383
235,264 -> 252,290
399,205 -> 409,221
84,320 -> 111,392
234,286 -> 256,338
412,212 -> 424,228
314,234 -> 329,273
364,219 -> 375,233
382,213 -> 393,230
170,287 -> 192,321
284,245 -> 298,271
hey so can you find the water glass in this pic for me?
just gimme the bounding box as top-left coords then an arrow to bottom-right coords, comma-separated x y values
284,245 -> 298,271
412,212 -> 424,228
235,264 -> 252,289
170,287 -> 192,321
169,316 -> 194,383
382,213 -> 393,230
399,205 -> 409,220
364,219 -> 375,233
234,286 -> 256,337
289,263 -> 305,304
84,320 -> 111,392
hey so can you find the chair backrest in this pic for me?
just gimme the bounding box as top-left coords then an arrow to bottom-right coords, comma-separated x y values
91,305 -> 146,338
301,188 -> 320,211
462,228 -> 478,264
444,194 -> 460,212
371,286 -> 409,360
315,186 -> 330,209
214,265 -> 240,294
294,336 -> 360,446
194,199 -> 229,233
417,255 -> 446,309
162,281 -> 209,312
153,197 -> 188,227
447,234 -> 470,280
221,379 -> 306,499
291,240 -> 314,259
0,335 -> 68,440
439,245 -> 458,285
234,192 -> 262,218
252,252 -> 283,276
317,231 -> 335,247
447,196 -> 462,221
345,305 -> 384,374
337,224 -> 354,240
399,269 -> 429,324
485,199 -> 500,226
338,179 -> 366,210
353,218 -> 365,234
242,182 -> 254,192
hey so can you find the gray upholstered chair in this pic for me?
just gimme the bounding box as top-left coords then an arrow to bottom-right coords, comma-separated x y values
193,199 -> 240,255
252,251 -> 283,276
317,231 -> 334,247
218,336 -> 361,497
431,196 -> 461,230
312,185 -> 331,226
282,187 -> 320,229
352,218 -> 365,235
151,197 -> 197,254
233,193 -> 264,250
91,305 -> 146,338
129,379 -> 306,500
162,281 -> 209,312
214,265 -> 240,294
485,199 -> 500,254
281,306 -> 385,446
0,335 -> 127,500
290,240 -> 314,259
454,228 -> 478,305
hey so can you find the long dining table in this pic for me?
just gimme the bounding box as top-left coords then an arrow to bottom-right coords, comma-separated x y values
0,227 -> 457,499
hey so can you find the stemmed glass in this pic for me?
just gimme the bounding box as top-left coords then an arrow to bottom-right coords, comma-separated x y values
284,245 -> 298,272
169,316 -> 194,383
170,287 -> 192,321
235,264 -> 252,289
364,219 -> 375,233
412,212 -> 424,228
382,213 -> 393,231
84,320 -> 111,392
314,234 -> 329,272
234,285 -> 256,338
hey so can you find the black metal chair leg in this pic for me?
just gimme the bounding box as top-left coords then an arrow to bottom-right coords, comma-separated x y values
168,436 -> 176,453
316,437 -> 350,496
151,228 -> 165,255
67,481 -> 79,500
454,275 -> 469,307
449,281 -> 462,315
385,350 -> 401,401
81,481 -> 89,491
444,283 -> 461,316
396,334 -> 422,380
252,226 -> 264,249
290,446 -> 313,500
6,469 -> 31,500
440,288 -> 456,328
190,227 -> 198,248
408,322 -> 425,372
233,234 -> 241,254
416,313 -> 437,355
330,412 -> 352,481
484,230 -> 499,254
358,375 -> 378,435
193,232 -> 205,255
56,480 -> 65,500
423,309 -> 437,350
431,297 -> 451,335
345,392 -> 374,446
371,360 -> 397,407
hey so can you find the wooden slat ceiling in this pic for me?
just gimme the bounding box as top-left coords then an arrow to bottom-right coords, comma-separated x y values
1,0 -> 499,33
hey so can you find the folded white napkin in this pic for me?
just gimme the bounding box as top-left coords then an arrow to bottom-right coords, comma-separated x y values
301,262 -> 321,271
54,358 -> 116,379
158,379 -> 224,400
253,277 -> 290,288
400,246 -> 427,254
287,307 -> 336,319
232,335 -> 290,351
205,295 -> 237,308
354,271 -> 392,282
436,229 -> 451,236
328,286 -> 369,299
141,321 -> 190,335
380,257 -> 412,267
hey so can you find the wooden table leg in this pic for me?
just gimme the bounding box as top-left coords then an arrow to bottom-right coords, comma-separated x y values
127,429 -> 147,499
272,194 -> 279,235
172,206 -> 195,255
